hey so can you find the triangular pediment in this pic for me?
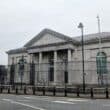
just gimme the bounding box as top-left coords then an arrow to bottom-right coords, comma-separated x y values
32,33 -> 65,46
24,29 -> 74,47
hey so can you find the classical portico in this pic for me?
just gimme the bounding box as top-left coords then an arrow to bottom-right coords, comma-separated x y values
28,45 -> 73,85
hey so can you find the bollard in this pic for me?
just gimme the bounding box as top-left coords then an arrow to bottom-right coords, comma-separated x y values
53,87 -> 56,96
64,87 -> 67,97
77,88 -> 79,97
16,87 -> 18,94
8,87 -> 10,94
43,87 -> 45,96
0,87 -> 3,93
90,88 -> 93,98
0,87 -> 1,93
106,88 -> 109,99
33,86 -> 35,95
24,86 -> 27,95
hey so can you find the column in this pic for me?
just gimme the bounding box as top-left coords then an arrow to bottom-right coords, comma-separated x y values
29,54 -> 34,84
39,52 -> 42,65
68,49 -> 72,62
38,52 -> 42,84
54,51 -> 57,84
30,54 -> 33,63
67,49 -> 72,84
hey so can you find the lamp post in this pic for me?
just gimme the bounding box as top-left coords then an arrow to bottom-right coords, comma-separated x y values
78,22 -> 85,92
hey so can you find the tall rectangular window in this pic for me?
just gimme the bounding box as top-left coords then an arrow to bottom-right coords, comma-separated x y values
48,59 -> 54,82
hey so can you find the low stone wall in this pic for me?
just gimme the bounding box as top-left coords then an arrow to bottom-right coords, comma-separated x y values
0,85 -> 110,99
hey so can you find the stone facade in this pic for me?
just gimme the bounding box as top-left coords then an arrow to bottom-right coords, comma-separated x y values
7,29 -> 110,86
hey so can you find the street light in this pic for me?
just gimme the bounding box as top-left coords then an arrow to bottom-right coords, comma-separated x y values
78,22 -> 85,92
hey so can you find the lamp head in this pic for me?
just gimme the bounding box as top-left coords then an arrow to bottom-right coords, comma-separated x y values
78,22 -> 84,29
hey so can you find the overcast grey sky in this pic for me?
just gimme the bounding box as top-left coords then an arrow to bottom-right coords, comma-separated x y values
0,0 -> 110,65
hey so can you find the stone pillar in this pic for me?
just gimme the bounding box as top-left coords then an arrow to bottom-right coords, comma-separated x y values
39,52 -> 42,65
39,52 -> 42,84
30,54 -> 33,63
67,49 -> 72,84
54,51 -> 57,85
29,54 -> 34,84
68,49 -> 72,62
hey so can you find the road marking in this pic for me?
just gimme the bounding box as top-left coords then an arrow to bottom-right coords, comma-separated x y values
2,99 -> 12,102
67,98 -> 89,102
2,99 -> 30,102
103,104 -> 110,107
24,96 -> 89,103
18,100 -> 31,102
11,101 -> 46,110
2,98 -> 46,110
24,96 -> 33,99
52,101 -> 75,104
24,96 -> 51,101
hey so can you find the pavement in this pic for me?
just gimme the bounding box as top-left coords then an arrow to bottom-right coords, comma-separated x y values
0,94 -> 110,110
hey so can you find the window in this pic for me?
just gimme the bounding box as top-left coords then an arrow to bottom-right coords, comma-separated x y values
96,52 -> 107,74
63,58 -> 68,83
10,57 -> 15,85
30,62 -> 35,85
18,56 -> 27,83
48,59 -> 54,82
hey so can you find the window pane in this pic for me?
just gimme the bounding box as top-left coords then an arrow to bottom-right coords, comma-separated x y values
96,52 -> 107,74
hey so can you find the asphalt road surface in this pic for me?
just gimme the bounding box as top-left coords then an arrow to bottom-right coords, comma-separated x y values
0,94 -> 110,110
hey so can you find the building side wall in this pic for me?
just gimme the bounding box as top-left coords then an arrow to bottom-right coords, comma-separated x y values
74,42 -> 110,85
8,53 -> 31,84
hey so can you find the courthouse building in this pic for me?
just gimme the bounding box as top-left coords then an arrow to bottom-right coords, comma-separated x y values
7,28 -> 110,86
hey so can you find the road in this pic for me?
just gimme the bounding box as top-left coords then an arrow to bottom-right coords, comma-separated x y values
0,94 -> 110,110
